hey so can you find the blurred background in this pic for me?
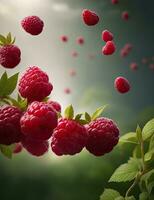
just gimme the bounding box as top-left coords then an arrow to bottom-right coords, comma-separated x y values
0,0 -> 154,199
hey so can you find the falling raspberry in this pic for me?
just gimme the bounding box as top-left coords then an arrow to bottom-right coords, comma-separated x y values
64,88 -> 71,94
18,66 -> 53,102
61,35 -> 68,42
102,41 -> 116,55
76,36 -> 84,45
130,62 -> 138,71
0,33 -> 21,69
114,76 -> 131,94
122,11 -> 129,21
102,30 -> 113,42
71,51 -> 78,57
82,9 -> 99,26
111,0 -> 119,4
21,16 -> 44,35
69,69 -> 76,77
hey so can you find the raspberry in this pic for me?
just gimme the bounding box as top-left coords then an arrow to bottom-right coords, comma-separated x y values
61,35 -> 68,42
111,0 -> 119,4
21,16 -> 44,35
102,41 -> 116,55
82,9 -> 99,26
51,118 -> 87,156
86,117 -> 119,156
72,51 -> 78,57
13,143 -> 23,154
149,64 -> 154,70
20,101 -> 58,141
18,66 -> 53,102
0,106 -> 22,145
114,76 -> 131,93
122,11 -> 129,21
64,88 -> 71,94
76,36 -> 84,45
48,100 -> 61,113
0,45 -> 21,68
22,136 -> 49,157
69,69 -> 76,77
120,49 -> 128,58
130,62 -> 138,71
102,30 -> 113,42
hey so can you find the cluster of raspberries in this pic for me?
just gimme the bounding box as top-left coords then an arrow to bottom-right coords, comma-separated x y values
0,65 -> 119,157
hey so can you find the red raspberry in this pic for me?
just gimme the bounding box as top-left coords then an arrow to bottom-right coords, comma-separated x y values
22,136 -> 49,157
71,51 -> 78,57
122,11 -> 129,21
64,88 -> 71,94
124,43 -> 133,51
18,66 -> 53,102
13,143 -> 23,154
120,48 -> 128,58
82,9 -> 99,26
0,106 -> 22,145
111,0 -> 119,4
20,101 -> 58,141
21,16 -> 44,35
0,45 -> 21,68
51,118 -> 87,156
76,36 -> 84,45
86,117 -> 119,156
61,35 -> 68,42
48,100 -> 61,113
102,30 -> 113,42
130,62 -> 138,71
69,69 -> 76,77
102,41 -> 116,55
114,76 -> 131,93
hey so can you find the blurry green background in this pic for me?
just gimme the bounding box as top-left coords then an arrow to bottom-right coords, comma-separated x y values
0,0 -> 154,199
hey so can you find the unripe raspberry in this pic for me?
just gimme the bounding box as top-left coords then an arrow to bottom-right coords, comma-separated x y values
20,101 -> 58,141
82,9 -> 99,26
86,117 -> 119,156
114,76 -> 131,93
13,143 -> 23,154
51,118 -> 87,156
102,41 -> 116,55
22,136 -> 49,157
102,30 -> 113,42
21,16 -> 44,35
0,106 -> 22,145
48,100 -> 61,113
18,66 -> 53,102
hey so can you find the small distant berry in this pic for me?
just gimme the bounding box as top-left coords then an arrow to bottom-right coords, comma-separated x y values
51,118 -> 87,156
20,101 -> 58,141
86,117 -> 119,156
0,106 -> 22,145
76,36 -> 84,45
0,45 -> 21,68
130,62 -> 138,71
18,66 -> 53,102
111,0 -> 119,4
69,69 -> 76,77
122,11 -> 129,21
64,88 -> 71,94
149,64 -> 154,70
102,30 -> 113,42
72,51 -> 78,57
114,76 -> 130,93
102,41 -> 116,55
61,35 -> 68,42
82,9 -> 99,26
21,16 -> 44,35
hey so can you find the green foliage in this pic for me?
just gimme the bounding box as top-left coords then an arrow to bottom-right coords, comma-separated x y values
64,105 -> 74,119
0,33 -> 15,46
109,158 -> 141,182
0,144 -> 15,159
142,118 -> 154,141
91,105 -> 107,121
100,189 -> 120,200
119,132 -> 138,145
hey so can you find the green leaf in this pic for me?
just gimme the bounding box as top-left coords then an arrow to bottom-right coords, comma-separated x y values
133,145 -> 141,158
142,119 -> 154,141
100,188 -> 120,200
149,134 -> 154,150
119,132 -> 138,145
139,192 -> 149,200
136,125 -> 142,143
115,197 -> 125,200
75,113 -> 83,121
77,119 -> 87,125
0,72 -> 8,96
125,196 -> 136,200
140,169 -> 154,194
0,34 -> 6,44
4,73 -> 19,96
85,112 -> 91,122
91,105 -> 107,121
109,158 -> 141,182
6,32 -> 12,44
0,144 -> 15,159
145,149 -> 154,162
64,105 -> 74,119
